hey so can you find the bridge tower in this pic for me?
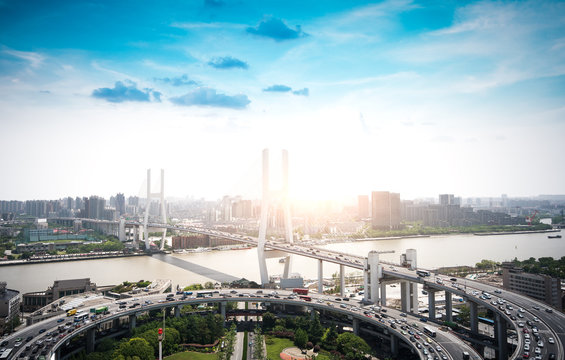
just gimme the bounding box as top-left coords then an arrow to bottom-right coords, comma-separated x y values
257,149 -> 294,286
142,169 -> 167,250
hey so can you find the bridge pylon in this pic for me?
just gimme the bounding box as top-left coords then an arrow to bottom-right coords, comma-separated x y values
257,149 -> 294,286
142,169 -> 167,250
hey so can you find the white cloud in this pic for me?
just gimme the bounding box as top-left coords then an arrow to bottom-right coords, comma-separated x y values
2,47 -> 45,68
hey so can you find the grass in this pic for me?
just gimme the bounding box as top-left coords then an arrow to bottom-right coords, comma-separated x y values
165,351 -> 218,360
242,331 -> 248,360
265,336 -> 295,360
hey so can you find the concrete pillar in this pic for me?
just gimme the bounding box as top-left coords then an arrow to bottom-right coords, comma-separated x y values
495,312 -> 508,359
380,283 -> 387,306
445,292 -> 453,322
340,264 -> 345,298
318,259 -> 324,294
56,348 -> 61,359
352,318 -> 359,335
86,328 -> 95,353
368,251 -> 380,304
129,314 -> 136,331
411,283 -> 418,313
282,149 -> 294,275
401,282 -> 410,313
390,334 -> 399,357
469,302 -> 478,333
428,291 -> 436,320
112,318 -> 120,329
257,149 -> 270,285
175,305 -> 181,318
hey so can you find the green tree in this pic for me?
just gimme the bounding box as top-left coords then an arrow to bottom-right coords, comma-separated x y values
308,313 -> 324,344
321,325 -> 339,351
294,328 -> 308,349
336,333 -> 370,360
204,281 -> 215,289
113,338 -> 154,360
262,312 -> 276,331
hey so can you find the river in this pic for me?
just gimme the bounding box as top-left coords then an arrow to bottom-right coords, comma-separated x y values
2,231 -> 563,295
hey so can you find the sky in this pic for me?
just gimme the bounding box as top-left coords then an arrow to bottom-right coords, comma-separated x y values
1,0 -> 565,202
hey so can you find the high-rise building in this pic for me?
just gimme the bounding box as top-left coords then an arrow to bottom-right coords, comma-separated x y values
358,195 -> 369,219
439,194 -> 455,206
371,191 -> 401,230
502,263 -> 562,309
115,193 -> 126,216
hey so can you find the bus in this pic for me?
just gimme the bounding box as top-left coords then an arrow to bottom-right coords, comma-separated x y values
197,291 -> 214,298
293,288 -> 309,295
94,306 -> 108,314
0,348 -> 12,360
299,295 -> 312,302
74,311 -> 89,322
416,270 -> 430,277
67,308 -> 77,316
423,326 -> 437,337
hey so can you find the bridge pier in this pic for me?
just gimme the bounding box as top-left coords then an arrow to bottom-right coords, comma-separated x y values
175,305 -> 181,318
390,334 -> 399,357
86,328 -> 95,353
428,290 -> 436,320
495,312 -> 508,359
220,301 -> 227,327
340,264 -> 345,298
366,251 -> 380,304
129,314 -> 136,332
469,301 -> 478,333
380,283 -> 387,306
112,318 -> 120,329
318,259 -> 323,294
445,292 -> 453,322
352,318 -> 359,335
400,281 -> 417,313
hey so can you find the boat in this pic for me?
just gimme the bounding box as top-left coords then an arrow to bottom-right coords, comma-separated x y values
548,235 -> 562,239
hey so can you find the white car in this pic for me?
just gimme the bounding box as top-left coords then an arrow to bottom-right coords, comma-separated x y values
548,337 -> 555,344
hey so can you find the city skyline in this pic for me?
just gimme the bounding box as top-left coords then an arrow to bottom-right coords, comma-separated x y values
1,0 -> 565,201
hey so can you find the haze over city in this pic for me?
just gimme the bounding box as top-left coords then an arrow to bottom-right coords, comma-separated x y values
1,0 -> 564,201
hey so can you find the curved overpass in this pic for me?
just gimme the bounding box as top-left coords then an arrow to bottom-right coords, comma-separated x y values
7,289 -> 480,360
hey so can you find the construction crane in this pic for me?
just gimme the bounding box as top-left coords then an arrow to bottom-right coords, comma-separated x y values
526,210 -> 539,226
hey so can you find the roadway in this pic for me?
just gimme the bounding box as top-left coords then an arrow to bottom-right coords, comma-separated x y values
3,289 -> 481,360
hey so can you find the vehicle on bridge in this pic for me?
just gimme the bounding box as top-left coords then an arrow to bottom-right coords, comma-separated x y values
423,325 -> 436,337
293,288 -> 309,295
416,270 -> 430,277
74,311 -> 88,322
66,309 -> 76,317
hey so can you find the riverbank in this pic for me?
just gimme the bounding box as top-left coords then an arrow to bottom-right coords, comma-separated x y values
0,252 -> 148,266
473,229 -> 561,236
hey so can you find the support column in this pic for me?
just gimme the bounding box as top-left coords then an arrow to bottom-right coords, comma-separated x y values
401,282 -> 410,313
318,259 -> 323,294
143,169 -> 151,250
282,149 -> 294,276
380,283 -> 387,306
221,301 -> 227,323
159,169 -> 167,251
445,292 -> 453,322
411,283 -> 418,313
340,264 -> 345,298
174,305 -> 181,318
428,291 -> 436,320
368,251 -> 380,304
129,314 -> 136,332
352,318 -> 359,335
112,318 -> 120,329
469,301 -> 478,333
495,312 -> 508,359
118,218 -> 126,241
86,328 -> 95,353
390,335 -> 399,357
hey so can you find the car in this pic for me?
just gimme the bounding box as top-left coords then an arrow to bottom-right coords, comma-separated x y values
548,337 -> 555,344
533,306 -> 540,310
38,329 -> 46,334
57,318 -> 64,323
26,336 -> 33,342
450,278 -> 457,282
545,308 -> 553,313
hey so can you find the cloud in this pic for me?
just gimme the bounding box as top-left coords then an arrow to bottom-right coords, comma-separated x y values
292,88 -> 309,96
263,84 -> 292,92
155,74 -> 198,86
91,80 -> 159,103
208,56 -> 249,69
39,90 -> 51,94
246,17 -> 307,41
2,47 -> 44,68
170,87 -> 250,109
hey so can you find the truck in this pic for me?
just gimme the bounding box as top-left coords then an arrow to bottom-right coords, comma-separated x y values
462,351 -> 470,360
67,308 -> 77,317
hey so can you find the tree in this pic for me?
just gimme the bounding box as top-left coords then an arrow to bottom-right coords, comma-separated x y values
321,325 -> 339,351
113,338 -> 154,360
336,333 -> 370,360
205,281 -> 215,289
308,313 -> 324,344
294,328 -> 308,349
262,312 -> 276,331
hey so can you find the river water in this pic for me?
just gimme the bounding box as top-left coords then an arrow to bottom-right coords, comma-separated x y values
2,231 -> 563,295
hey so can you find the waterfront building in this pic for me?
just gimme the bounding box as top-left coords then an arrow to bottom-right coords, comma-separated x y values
22,278 -> 97,312
172,235 -> 240,249
358,195 -> 369,219
502,263 -> 562,309
371,191 -> 401,230
0,282 -> 20,335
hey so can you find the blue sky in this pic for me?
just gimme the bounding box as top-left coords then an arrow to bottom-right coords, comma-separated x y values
1,0 -> 564,201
